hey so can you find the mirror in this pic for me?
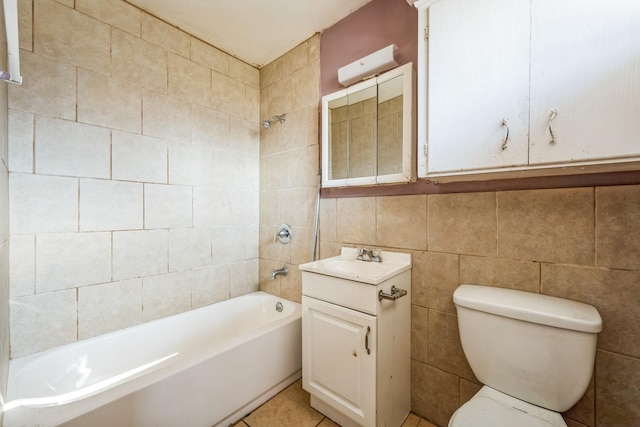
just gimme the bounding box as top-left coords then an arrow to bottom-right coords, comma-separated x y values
322,63 -> 415,188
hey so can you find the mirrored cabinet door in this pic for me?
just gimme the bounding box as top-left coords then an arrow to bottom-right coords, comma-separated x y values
322,63 -> 415,188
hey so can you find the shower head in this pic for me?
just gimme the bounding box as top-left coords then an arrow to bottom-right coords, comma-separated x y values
262,114 -> 286,129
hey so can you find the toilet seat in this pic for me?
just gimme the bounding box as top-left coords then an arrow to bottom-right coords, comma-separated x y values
449,386 -> 567,427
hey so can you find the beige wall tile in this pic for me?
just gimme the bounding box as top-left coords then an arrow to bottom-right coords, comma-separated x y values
229,57 -> 259,88
280,262 -> 302,303
35,116 -> 111,179
211,71 -> 246,119
260,189 -> 279,226
144,184 -> 192,229
290,146 -> 319,190
291,62 -> 320,111
412,251 -> 459,314
212,226 -> 247,265
428,310 -> 476,382
412,305 -> 428,364
290,226 -> 313,266
112,131 -> 167,184
230,117 -> 259,155
36,232 -> 111,292
429,192 -> 497,257
78,279 -> 142,339
459,379 -> 482,406
261,122 -> 282,157
168,53 -> 212,107
191,38 -> 229,74
498,188 -> 595,265
79,179 -> 143,231
259,258 -> 282,296
542,264 -> 640,358
193,187 -> 231,227
260,56 -> 283,89
376,195 -> 427,250
113,230 -> 168,281
319,198 -> 337,243
143,90 -> 191,142
266,152 -> 290,190
9,173 -> 78,234
336,197 -> 376,246
77,68 -> 142,133
282,41 -> 308,76
246,85 -> 260,123
595,350 -> 640,426
8,109 -> 33,173
279,188 -> 308,228
142,271 -> 191,322
264,225 -> 291,264
9,235 -> 35,297
596,185 -> 640,270
8,51 -> 76,120
211,150 -> 245,190
266,76 -> 292,118
192,105 -> 229,149
75,0 -> 140,36
229,190 -> 259,226
281,107 -> 307,151
169,227 -> 211,272
192,264 -> 230,308
18,0 -> 32,51
459,255 -> 540,293
230,259 -> 259,297
9,290 -> 77,357
140,12 -> 189,57
411,361 -> 459,427
111,28 -> 168,93
308,34 -> 319,62
54,0 -> 73,7
34,0 -> 110,73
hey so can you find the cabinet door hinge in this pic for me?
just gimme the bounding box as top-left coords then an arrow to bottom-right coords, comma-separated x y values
424,26 -> 429,41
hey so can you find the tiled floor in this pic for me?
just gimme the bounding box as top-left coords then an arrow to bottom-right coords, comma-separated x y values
231,380 -> 437,427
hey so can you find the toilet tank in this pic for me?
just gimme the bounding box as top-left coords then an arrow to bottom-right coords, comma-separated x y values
453,285 -> 602,412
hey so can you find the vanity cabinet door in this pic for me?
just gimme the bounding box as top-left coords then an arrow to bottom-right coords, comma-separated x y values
302,296 -> 376,427
426,0 -> 530,174
529,0 -> 640,165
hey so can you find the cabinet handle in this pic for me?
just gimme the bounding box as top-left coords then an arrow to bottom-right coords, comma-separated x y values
365,326 -> 371,355
548,109 -> 558,144
501,118 -> 509,150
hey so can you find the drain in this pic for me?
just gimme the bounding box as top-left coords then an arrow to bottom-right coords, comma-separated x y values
275,301 -> 283,312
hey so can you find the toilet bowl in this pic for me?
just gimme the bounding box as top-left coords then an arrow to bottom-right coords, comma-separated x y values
449,285 -> 602,427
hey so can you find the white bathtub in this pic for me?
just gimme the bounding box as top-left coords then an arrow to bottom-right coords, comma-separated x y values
4,291 -> 302,427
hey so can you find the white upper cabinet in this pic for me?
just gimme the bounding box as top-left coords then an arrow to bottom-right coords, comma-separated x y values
417,0 -> 640,180
426,0 -> 530,174
530,0 -> 640,164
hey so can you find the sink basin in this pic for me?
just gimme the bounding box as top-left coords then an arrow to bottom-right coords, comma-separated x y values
299,248 -> 411,285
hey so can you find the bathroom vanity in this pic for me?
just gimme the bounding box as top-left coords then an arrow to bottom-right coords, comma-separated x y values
299,248 -> 411,427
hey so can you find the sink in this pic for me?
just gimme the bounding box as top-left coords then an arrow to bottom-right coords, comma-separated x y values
299,248 -> 411,285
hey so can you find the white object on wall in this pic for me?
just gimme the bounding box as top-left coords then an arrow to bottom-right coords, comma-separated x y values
1,0 -> 22,84
338,44 -> 398,87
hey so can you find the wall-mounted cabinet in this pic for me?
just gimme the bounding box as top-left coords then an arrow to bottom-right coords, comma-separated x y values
322,63 -> 416,188
416,0 -> 640,181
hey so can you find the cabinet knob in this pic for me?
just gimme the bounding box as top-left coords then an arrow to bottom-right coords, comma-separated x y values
501,118 -> 510,151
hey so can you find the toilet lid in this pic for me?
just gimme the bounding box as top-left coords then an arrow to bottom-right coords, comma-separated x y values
450,396 -> 558,427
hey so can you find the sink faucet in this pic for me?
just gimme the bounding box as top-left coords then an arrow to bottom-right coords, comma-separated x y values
270,266 -> 288,280
357,248 -> 382,263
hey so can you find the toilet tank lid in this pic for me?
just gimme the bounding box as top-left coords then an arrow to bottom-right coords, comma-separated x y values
453,285 -> 602,333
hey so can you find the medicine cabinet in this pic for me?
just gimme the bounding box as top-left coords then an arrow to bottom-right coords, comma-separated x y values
322,63 -> 416,188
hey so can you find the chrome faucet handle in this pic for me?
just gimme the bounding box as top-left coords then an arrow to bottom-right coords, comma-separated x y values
274,224 -> 292,244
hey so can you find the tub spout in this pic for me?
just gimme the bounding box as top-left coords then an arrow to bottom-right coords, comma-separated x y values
270,266 -> 288,280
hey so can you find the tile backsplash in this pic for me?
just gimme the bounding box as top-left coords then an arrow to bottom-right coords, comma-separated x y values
8,0 -> 260,357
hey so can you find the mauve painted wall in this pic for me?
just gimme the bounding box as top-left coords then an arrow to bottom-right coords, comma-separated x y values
320,0 -> 418,96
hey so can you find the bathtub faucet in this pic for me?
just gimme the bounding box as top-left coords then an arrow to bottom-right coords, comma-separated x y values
270,266 -> 288,280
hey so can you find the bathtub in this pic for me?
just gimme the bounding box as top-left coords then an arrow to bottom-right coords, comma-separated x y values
4,291 -> 302,427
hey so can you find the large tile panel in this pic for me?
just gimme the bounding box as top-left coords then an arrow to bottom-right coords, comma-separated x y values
596,185 -> 640,270
376,195 -> 427,250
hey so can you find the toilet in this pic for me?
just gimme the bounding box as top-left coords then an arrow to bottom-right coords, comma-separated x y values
450,284 -> 602,427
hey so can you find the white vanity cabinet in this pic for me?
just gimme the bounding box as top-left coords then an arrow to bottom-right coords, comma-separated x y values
299,249 -> 411,427
417,0 -> 640,180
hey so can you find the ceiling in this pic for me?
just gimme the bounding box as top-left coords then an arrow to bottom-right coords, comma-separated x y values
126,0 -> 373,68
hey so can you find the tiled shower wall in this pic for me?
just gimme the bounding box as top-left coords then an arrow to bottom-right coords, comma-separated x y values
8,0 -> 260,358
0,3 -> 10,421
258,36 -> 320,302
319,188 -> 640,427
